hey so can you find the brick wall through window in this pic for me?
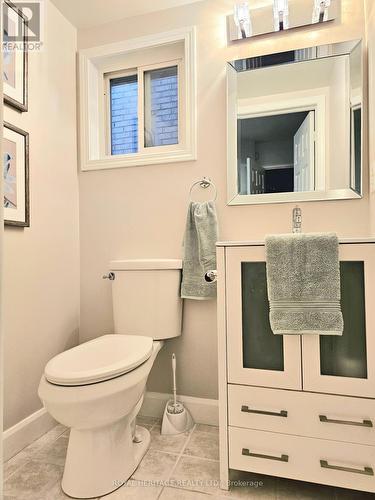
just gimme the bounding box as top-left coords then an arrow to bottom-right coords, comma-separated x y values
109,65 -> 178,155
144,65 -> 178,148
110,75 -> 138,155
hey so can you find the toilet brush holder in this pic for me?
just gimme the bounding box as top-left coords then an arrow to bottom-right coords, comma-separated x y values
161,353 -> 194,435
161,399 -> 194,435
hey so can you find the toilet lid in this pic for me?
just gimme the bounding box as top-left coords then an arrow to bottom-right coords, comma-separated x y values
45,334 -> 153,386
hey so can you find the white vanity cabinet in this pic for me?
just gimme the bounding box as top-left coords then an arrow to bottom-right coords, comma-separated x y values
217,239 -> 375,493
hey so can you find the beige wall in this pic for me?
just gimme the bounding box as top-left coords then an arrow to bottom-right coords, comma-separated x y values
3,1 -> 79,429
78,0 -> 370,400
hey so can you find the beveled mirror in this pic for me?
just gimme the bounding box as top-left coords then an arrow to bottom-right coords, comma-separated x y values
227,40 -> 363,205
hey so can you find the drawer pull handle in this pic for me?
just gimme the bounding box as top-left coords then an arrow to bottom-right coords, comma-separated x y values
319,415 -> 373,428
242,448 -> 289,462
320,460 -> 374,476
241,405 -> 288,418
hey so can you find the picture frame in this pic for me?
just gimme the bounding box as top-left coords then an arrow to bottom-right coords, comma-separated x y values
3,122 -> 30,227
3,0 -> 28,112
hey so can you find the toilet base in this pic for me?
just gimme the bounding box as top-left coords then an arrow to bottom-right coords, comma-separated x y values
62,424 -> 150,499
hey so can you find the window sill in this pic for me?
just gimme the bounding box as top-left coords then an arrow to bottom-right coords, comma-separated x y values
81,147 -> 196,171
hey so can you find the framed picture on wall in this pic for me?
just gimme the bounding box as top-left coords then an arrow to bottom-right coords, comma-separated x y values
3,122 -> 30,227
3,0 -> 28,112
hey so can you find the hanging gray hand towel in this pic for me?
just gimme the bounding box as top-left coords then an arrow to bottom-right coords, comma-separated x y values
181,201 -> 218,300
265,232 -> 344,335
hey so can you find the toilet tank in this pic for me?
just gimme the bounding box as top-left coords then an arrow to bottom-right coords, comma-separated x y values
109,259 -> 183,340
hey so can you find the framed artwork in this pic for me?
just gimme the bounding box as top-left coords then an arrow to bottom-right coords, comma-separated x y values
3,0 -> 28,112
3,122 -> 29,227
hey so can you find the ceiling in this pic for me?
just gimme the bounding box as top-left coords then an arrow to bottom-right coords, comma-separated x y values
50,0 -> 205,30
240,112 -> 309,142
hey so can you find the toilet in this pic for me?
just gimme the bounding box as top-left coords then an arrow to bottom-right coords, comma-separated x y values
38,259 -> 182,499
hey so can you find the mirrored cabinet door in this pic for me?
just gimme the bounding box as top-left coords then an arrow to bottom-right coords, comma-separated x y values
303,243 -> 375,398
226,246 -> 302,390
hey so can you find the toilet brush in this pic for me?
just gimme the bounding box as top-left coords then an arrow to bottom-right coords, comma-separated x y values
161,353 -> 194,435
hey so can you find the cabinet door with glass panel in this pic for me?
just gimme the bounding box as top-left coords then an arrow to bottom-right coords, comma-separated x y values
303,243 -> 375,398
226,246 -> 302,390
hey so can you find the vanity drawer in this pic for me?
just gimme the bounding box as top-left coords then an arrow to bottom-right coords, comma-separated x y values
229,426 -> 375,492
228,384 -> 375,445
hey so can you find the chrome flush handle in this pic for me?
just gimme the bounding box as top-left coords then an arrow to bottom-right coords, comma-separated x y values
102,272 -> 115,281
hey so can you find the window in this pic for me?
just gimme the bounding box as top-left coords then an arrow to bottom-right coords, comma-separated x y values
79,27 -> 196,171
107,64 -> 179,156
110,75 -> 138,155
144,66 -> 178,148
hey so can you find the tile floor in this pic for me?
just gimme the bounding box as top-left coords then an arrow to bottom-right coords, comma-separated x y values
3,417 -> 375,499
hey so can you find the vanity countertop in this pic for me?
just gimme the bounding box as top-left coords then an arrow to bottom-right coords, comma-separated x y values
216,238 -> 375,247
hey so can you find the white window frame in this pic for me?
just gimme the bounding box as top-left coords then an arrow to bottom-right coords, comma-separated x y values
79,27 -> 196,171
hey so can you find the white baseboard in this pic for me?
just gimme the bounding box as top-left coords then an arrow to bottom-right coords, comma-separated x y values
3,394 -> 218,462
140,391 -> 219,426
3,408 -> 56,462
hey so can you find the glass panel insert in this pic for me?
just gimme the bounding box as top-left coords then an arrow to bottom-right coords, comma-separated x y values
242,262 -> 284,371
320,261 -> 367,379
110,74 -> 138,155
144,65 -> 178,148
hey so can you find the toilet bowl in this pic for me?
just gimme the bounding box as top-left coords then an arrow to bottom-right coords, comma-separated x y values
39,335 -> 163,498
38,259 -> 182,499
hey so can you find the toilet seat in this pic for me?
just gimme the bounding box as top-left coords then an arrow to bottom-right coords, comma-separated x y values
45,334 -> 153,386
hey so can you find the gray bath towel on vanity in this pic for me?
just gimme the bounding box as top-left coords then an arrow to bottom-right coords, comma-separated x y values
181,201 -> 218,300
265,233 -> 344,335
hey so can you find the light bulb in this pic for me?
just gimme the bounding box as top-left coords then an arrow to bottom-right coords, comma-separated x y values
233,2 -> 252,38
312,0 -> 331,23
273,0 -> 289,31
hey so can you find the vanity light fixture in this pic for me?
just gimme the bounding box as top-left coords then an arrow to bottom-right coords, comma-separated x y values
227,0 -> 339,42
273,0 -> 289,31
233,2 -> 252,39
312,0 -> 331,23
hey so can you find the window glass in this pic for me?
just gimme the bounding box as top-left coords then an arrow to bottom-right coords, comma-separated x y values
110,75 -> 138,155
144,66 -> 178,148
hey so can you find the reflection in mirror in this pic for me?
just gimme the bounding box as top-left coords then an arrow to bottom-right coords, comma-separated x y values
238,111 -> 313,195
350,42 -> 362,194
227,40 -> 363,205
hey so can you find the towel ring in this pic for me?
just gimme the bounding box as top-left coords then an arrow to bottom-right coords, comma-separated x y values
189,177 -> 218,202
